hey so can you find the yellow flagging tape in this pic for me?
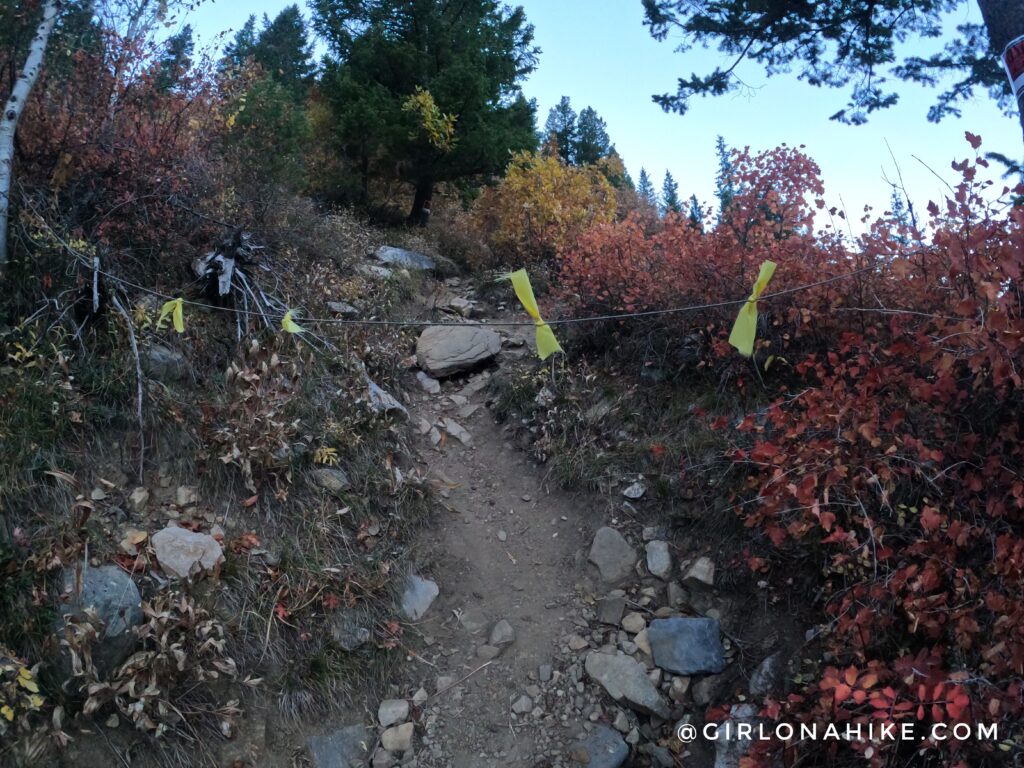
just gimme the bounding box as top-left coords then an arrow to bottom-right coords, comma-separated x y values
157,297 -> 184,333
504,269 -> 563,360
281,310 -> 305,334
728,261 -> 777,357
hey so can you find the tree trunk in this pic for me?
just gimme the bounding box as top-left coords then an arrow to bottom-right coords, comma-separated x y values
408,177 -> 433,226
0,0 -> 59,274
976,0 -> 1024,139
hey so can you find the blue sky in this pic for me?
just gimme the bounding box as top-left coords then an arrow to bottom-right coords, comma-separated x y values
184,1 -> 1021,216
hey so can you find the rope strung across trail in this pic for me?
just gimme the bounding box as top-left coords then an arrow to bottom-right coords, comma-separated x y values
68,249 -> 880,330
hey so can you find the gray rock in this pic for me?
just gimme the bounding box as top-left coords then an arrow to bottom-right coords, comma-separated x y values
621,612 -> 646,634
380,722 -> 414,752
401,574 -> 439,620
357,263 -> 396,281
366,378 -> 409,419
378,699 -> 410,728
597,596 -> 626,625
539,664 -> 553,682
681,556 -> 715,589
151,526 -> 223,579
584,652 -> 670,718
57,566 -> 143,678
308,725 -> 373,768
648,618 -> 726,675
416,326 -> 501,378
512,694 -> 533,714
749,652 -> 785,697
666,581 -> 686,608
374,246 -> 435,271
416,371 -> 441,394
714,704 -> 759,768
328,301 -> 360,318
622,480 -> 646,500
568,724 -> 628,768
144,344 -> 187,381
489,619 -> 515,647
476,644 -> 502,660
442,418 -> 473,447
645,541 -> 672,580
588,528 -> 637,583
692,673 -> 729,706
311,467 -> 352,494
332,614 -> 371,652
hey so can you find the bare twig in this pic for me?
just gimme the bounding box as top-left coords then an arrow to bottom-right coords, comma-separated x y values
110,293 -> 145,483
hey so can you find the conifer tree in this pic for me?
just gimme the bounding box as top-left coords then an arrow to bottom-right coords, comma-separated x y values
544,96 -> 577,164
661,170 -> 681,214
636,167 -> 657,207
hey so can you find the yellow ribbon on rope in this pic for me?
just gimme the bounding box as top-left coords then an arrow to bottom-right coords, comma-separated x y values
281,310 -> 305,334
157,297 -> 185,333
504,269 -> 563,360
728,261 -> 777,357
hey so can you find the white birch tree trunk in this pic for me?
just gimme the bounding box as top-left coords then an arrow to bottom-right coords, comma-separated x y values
0,0 -> 60,273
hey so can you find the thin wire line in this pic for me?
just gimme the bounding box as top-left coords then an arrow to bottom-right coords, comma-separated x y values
67,246 -> 881,329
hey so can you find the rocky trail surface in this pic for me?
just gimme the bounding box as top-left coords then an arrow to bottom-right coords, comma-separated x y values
304,264 -> 792,768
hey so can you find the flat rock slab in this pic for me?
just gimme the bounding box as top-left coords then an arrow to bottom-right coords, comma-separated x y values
568,724 -> 629,768
648,617 -> 726,675
401,574 -> 439,620
588,527 -> 637,583
585,651 -> 669,718
374,245 -> 435,271
308,724 -> 373,768
416,326 -> 501,378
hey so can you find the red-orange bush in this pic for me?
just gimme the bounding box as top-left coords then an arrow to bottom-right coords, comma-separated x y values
561,136 -> 1024,766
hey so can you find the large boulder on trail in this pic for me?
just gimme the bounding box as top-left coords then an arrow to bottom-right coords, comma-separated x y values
416,326 -> 501,378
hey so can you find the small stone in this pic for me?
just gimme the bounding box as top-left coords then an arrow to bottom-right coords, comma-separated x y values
372,749 -> 396,768
567,634 -> 590,651
435,676 -> 455,694
412,688 -> 429,706
489,619 -> 515,647
310,467 -> 352,494
681,556 -> 715,589
416,371 -> 441,394
749,652 -> 785,697
612,710 -> 630,733
588,527 -> 637,583
380,722 -> 415,753
477,644 -> 502,660
645,541 -> 672,580
497,530 -> 507,542
539,664 -> 553,682
378,699 -> 410,727
152,526 -> 223,579
308,725 -> 373,768
622,480 -> 646,499
669,676 -> 691,702
666,581 -> 686,608
401,574 -> 439,621
128,487 -> 149,511
567,724 -> 628,768
175,485 -> 198,506
585,652 -> 670,718
634,628 -> 651,656
621,612 -> 646,634
327,301 -> 359,318
597,596 -> 626,625
648,617 -> 726,676
512,695 -> 533,714
442,418 -> 473,447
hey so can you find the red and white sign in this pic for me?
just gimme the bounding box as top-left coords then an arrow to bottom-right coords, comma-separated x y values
1003,34 -> 1024,102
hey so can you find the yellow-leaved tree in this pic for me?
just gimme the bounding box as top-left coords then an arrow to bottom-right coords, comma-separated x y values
473,151 -> 616,266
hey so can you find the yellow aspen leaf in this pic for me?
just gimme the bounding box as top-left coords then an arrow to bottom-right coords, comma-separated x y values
1,705 -> 14,721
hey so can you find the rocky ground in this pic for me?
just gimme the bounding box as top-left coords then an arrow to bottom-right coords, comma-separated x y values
302,264 -> 798,768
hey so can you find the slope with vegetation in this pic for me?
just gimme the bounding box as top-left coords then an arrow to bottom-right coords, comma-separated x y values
2,1 -> 1024,767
